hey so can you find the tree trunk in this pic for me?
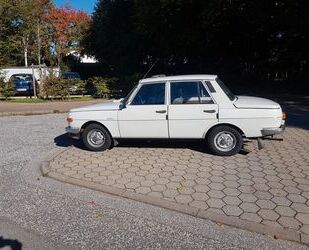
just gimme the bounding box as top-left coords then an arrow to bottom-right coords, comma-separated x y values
37,23 -> 41,65
22,35 -> 29,67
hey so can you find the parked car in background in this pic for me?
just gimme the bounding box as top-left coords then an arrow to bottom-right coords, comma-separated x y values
62,72 -> 82,94
10,74 -> 35,96
65,75 -> 286,156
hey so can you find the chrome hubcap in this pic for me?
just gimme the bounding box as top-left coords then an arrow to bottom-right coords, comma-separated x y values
214,131 -> 236,152
87,129 -> 105,147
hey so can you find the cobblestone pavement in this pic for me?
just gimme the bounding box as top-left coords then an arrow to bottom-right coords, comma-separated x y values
46,127 -> 309,245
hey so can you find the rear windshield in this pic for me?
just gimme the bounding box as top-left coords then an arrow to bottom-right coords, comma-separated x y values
216,78 -> 236,101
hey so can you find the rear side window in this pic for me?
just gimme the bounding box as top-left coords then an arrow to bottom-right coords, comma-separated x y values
205,81 -> 216,93
171,81 -> 214,104
131,83 -> 165,105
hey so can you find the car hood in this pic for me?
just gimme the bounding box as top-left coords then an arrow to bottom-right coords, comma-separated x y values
70,101 -> 121,112
234,96 -> 280,109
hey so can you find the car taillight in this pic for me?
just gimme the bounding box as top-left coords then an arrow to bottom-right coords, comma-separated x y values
282,112 -> 286,120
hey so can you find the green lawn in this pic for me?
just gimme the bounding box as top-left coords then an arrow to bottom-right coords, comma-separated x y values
0,96 -> 107,103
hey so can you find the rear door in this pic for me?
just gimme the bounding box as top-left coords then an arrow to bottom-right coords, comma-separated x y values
168,81 -> 219,138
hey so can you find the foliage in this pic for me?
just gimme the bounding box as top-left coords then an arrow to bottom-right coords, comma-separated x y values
75,80 -> 87,95
41,75 -> 73,99
0,0 -> 90,68
88,77 -> 117,98
45,6 -> 91,67
0,74 -> 15,100
84,0 -> 309,92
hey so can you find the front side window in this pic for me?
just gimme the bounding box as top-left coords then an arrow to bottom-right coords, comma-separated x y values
131,83 -> 165,105
171,81 -> 214,104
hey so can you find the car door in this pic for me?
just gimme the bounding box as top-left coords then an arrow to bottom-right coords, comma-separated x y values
118,82 -> 169,138
168,81 -> 219,138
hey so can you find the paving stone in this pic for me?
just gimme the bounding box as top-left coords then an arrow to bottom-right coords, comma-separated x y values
291,203 -> 309,213
256,199 -> 276,209
125,182 -> 140,189
300,225 -> 309,234
207,198 -> 225,208
275,206 -> 296,217
240,212 -> 262,223
278,217 -> 302,230
193,185 -> 209,193
287,194 -> 306,203
240,202 -> 260,213
272,197 -> 292,206
223,196 -> 242,206
238,193 -> 257,203
258,209 -> 280,221
192,192 -> 209,201
163,189 -> 178,198
208,182 -> 225,190
175,194 -> 193,204
207,190 -> 225,199
223,205 -> 243,216
135,186 -> 151,194
296,213 -> 309,225
151,184 -> 166,192
255,191 -> 273,200
189,200 -> 208,209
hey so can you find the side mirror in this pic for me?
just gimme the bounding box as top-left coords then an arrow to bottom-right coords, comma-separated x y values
119,102 -> 126,110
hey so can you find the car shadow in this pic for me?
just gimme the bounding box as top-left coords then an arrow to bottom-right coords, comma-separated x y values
0,237 -> 22,250
54,133 -> 250,155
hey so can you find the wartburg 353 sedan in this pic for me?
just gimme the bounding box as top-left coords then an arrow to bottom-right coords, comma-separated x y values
66,75 -> 286,156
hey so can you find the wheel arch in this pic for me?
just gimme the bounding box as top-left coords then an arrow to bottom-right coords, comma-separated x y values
205,123 -> 245,139
81,121 -> 113,138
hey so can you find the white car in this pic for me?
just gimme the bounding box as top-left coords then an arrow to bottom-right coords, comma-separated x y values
66,75 -> 286,156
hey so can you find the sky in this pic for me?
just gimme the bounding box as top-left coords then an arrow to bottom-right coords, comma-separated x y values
54,0 -> 97,13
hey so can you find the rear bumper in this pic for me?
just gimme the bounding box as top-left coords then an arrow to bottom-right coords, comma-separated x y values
261,124 -> 286,136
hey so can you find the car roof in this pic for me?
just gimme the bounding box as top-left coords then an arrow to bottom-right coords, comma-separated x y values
141,74 -> 217,83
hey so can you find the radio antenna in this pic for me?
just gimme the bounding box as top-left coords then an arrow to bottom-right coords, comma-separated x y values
142,58 -> 159,79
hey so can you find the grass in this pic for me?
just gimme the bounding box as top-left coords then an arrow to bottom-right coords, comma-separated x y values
0,95 -> 107,103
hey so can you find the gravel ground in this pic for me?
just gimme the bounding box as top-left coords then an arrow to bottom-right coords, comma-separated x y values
0,114 -> 307,249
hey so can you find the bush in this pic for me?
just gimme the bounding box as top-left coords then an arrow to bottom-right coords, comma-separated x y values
0,74 -> 15,100
41,75 -> 73,99
75,80 -> 87,95
89,77 -> 117,98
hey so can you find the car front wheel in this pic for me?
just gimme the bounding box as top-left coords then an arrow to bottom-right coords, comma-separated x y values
207,126 -> 243,156
82,123 -> 112,152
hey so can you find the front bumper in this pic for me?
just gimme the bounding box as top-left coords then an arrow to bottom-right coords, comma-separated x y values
261,124 -> 286,136
65,126 -> 81,139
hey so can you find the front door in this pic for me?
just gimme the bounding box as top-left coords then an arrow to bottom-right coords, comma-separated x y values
118,82 -> 168,138
168,81 -> 219,138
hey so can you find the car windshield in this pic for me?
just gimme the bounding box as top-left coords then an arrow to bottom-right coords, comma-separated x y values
122,84 -> 138,105
13,75 -> 32,81
216,78 -> 236,101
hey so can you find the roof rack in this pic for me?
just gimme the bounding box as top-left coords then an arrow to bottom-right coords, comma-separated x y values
151,74 -> 166,78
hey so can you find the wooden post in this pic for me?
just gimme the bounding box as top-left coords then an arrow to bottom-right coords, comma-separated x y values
31,64 -> 37,98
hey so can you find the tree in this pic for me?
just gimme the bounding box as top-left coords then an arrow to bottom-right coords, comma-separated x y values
85,0 -> 309,92
45,6 -> 91,68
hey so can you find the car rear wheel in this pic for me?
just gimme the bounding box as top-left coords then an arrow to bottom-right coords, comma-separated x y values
82,123 -> 112,152
207,126 -> 243,156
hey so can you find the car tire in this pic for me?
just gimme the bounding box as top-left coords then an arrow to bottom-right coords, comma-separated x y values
82,123 -> 112,152
207,126 -> 243,156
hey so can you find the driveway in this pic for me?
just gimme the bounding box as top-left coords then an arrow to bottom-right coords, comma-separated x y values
0,114 -> 306,249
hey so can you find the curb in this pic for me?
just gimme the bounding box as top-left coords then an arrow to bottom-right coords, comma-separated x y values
0,110 -> 66,117
40,149 -> 307,246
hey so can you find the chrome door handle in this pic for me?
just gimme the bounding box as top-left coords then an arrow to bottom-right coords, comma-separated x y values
203,109 -> 216,113
156,110 -> 167,114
